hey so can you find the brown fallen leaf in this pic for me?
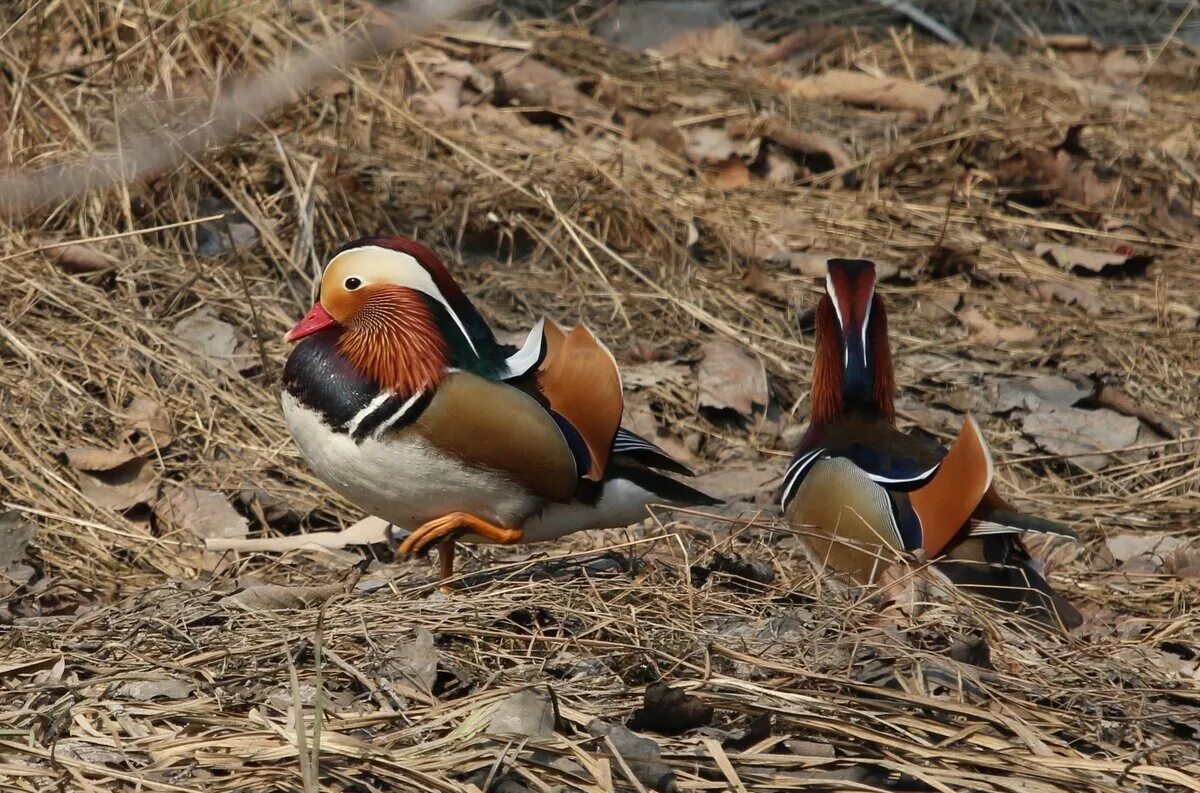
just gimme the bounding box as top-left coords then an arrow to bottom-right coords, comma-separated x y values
628,114 -> 687,157
487,52 -> 605,120
778,69 -> 949,119
956,306 -> 1039,346
1093,384 -> 1183,439
1044,36 -> 1143,84
707,156 -> 751,189
587,719 -> 676,793
697,339 -> 769,416
993,128 -> 1115,209
0,510 -> 35,591
732,117 -> 852,185
1106,532 -> 1186,566
112,676 -> 193,701
49,243 -> 115,274
751,25 -> 843,67
1022,406 -> 1140,471
985,375 -> 1091,414
120,396 -> 174,454
61,448 -> 158,510
684,126 -> 756,164
1036,243 -> 1153,278
762,152 -> 797,184
410,60 -> 477,116
1029,281 -> 1101,316
628,682 -> 713,735
219,581 -> 345,610
155,486 -> 248,546
207,514 -> 390,554
658,22 -> 756,61
389,628 -> 439,694
739,263 -> 788,303
488,688 -> 555,738
173,308 -> 255,374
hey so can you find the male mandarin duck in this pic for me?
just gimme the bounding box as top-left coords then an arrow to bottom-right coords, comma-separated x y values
781,259 -> 1081,628
281,236 -> 719,581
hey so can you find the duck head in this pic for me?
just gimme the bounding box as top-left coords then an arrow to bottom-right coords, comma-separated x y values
286,237 -> 498,393
810,258 -> 895,423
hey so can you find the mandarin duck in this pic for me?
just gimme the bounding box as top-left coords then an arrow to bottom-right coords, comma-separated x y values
781,259 -> 1081,628
281,236 -> 719,582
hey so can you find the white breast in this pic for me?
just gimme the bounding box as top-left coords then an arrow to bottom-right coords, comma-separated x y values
281,392 -> 539,532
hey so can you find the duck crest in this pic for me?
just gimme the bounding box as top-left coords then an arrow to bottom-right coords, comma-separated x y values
810,292 -> 895,425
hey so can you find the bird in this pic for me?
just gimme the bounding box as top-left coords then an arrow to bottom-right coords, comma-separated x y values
281,235 -> 719,583
780,258 -> 1081,628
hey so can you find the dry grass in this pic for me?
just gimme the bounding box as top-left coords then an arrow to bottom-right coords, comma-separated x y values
1,1 -> 1199,791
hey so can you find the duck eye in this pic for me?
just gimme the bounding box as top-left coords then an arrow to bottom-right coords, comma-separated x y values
344,277 -> 362,291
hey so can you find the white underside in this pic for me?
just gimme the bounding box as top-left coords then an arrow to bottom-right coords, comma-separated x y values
282,393 -> 660,545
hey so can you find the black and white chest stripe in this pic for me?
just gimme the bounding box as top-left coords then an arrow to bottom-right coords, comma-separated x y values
282,330 -> 431,443
778,447 -> 941,511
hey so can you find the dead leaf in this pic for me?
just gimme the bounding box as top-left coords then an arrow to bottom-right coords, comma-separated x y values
986,375 -> 1091,414
628,682 -> 713,735
956,306 -> 1039,345
587,719 -> 676,793
487,52 -> 604,119
389,628 -> 439,694
0,510 -> 35,590
1036,243 -> 1153,278
488,688 -> 555,737
219,582 -> 344,610
112,676 -> 193,701
156,486 -> 248,548
684,126 -> 756,164
1029,281 -> 1101,316
1045,36 -> 1143,84
751,25 -> 843,67
1093,384 -> 1183,439
779,70 -> 949,119
48,243 -> 115,274
658,22 -> 757,61
1021,406 -> 1139,471
994,131 -> 1115,209
629,114 -> 687,157
1106,533 -> 1186,566
697,340 -> 768,416
55,739 -> 129,766
173,308 -> 254,373
707,156 -> 751,189
698,551 -> 775,591
410,60 -> 474,115
120,396 -> 174,454
763,152 -> 797,184
206,514 -> 390,553
629,337 -> 672,363
732,118 -> 852,184
61,448 -> 157,510
739,263 -> 787,302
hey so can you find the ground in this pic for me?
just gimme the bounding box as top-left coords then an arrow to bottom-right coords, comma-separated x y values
1,2 -> 1199,791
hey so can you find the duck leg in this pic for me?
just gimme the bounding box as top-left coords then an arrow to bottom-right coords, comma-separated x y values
398,512 -> 524,581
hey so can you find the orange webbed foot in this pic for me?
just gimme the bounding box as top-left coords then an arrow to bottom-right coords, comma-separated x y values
398,512 -> 524,581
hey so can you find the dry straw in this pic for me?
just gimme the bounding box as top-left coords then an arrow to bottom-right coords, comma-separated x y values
1,0 -> 1198,790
